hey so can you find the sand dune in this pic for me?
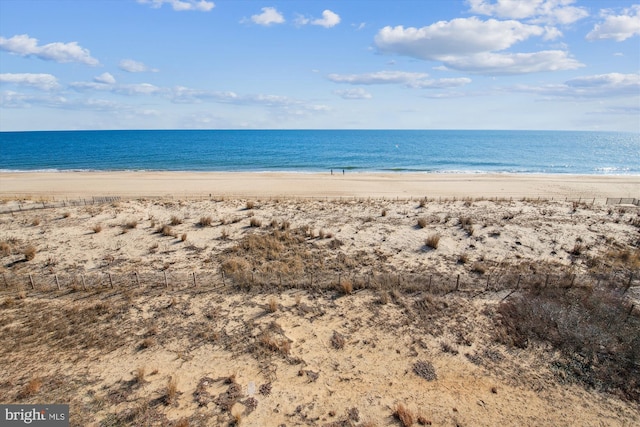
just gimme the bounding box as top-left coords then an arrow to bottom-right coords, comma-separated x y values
0,174 -> 638,426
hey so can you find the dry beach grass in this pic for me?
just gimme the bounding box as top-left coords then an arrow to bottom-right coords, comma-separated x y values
0,183 -> 639,425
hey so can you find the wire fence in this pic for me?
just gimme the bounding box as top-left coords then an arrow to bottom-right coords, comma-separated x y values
0,196 -> 122,214
1,194 -> 629,215
606,198 -> 640,206
1,268 -> 636,299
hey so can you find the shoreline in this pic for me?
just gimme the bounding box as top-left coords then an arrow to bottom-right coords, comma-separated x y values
1,171 -> 639,199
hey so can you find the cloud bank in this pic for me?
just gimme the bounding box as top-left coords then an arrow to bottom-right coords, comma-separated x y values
0,73 -> 61,91
374,17 -> 583,74
587,5 -> 640,41
0,34 -> 99,66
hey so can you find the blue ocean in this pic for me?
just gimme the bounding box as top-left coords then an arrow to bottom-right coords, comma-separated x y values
0,130 -> 638,174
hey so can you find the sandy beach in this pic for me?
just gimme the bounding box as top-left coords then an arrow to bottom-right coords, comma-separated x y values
1,171 -> 639,199
0,172 -> 639,426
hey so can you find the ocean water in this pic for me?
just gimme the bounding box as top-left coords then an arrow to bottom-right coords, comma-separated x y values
0,130 -> 638,174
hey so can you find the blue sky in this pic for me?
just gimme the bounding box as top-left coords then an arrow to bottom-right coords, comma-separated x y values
0,0 -> 638,131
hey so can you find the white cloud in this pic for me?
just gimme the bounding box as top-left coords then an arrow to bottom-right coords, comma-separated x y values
70,81 -> 162,96
118,83 -> 162,96
375,18 -> 544,58
94,72 -> 116,84
514,73 -> 640,98
137,0 -> 214,12
0,34 -> 99,66
119,59 -> 159,73
249,7 -> 285,26
328,71 -> 473,90
294,14 -> 310,27
0,90 -> 128,112
586,5 -> 640,42
467,0 -> 588,25
565,72 -> 640,95
374,17 -> 583,74
0,73 -> 60,91
543,26 -> 563,40
170,86 -> 238,103
411,77 -> 472,89
295,9 -> 341,28
312,10 -> 341,28
334,88 -> 373,99
440,50 -> 583,74
328,71 -> 429,85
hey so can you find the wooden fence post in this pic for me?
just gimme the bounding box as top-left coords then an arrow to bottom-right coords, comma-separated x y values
455,274 -> 460,291
81,274 -> 86,291
108,273 -> 114,288
193,272 -> 197,287
624,273 -> 633,294
135,272 -> 140,287
55,274 -> 60,290
221,270 -> 225,286
164,271 -> 168,288
29,274 -> 35,290
626,304 -> 635,323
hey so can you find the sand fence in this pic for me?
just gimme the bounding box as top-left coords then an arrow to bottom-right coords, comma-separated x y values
1,268 -> 636,300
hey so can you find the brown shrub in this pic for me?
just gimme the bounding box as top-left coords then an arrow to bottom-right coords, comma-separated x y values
394,403 -> 414,427
417,217 -> 428,229
425,234 -> 440,249
159,225 -> 174,237
471,262 -> 486,274
124,220 -> 138,229
339,279 -> 353,295
92,224 -> 103,233
0,241 -> 11,257
331,331 -> 346,350
267,296 -> 278,313
165,376 -> 178,405
496,285 -> 640,401
23,246 -> 37,261
169,215 -> 182,226
249,217 -> 262,228
17,377 -> 42,399
134,367 -> 146,384
459,216 -> 474,235
259,331 -> 290,356
198,216 -> 213,227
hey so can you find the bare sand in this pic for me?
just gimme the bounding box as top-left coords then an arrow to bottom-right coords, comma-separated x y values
1,171 -> 639,199
0,173 -> 639,426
